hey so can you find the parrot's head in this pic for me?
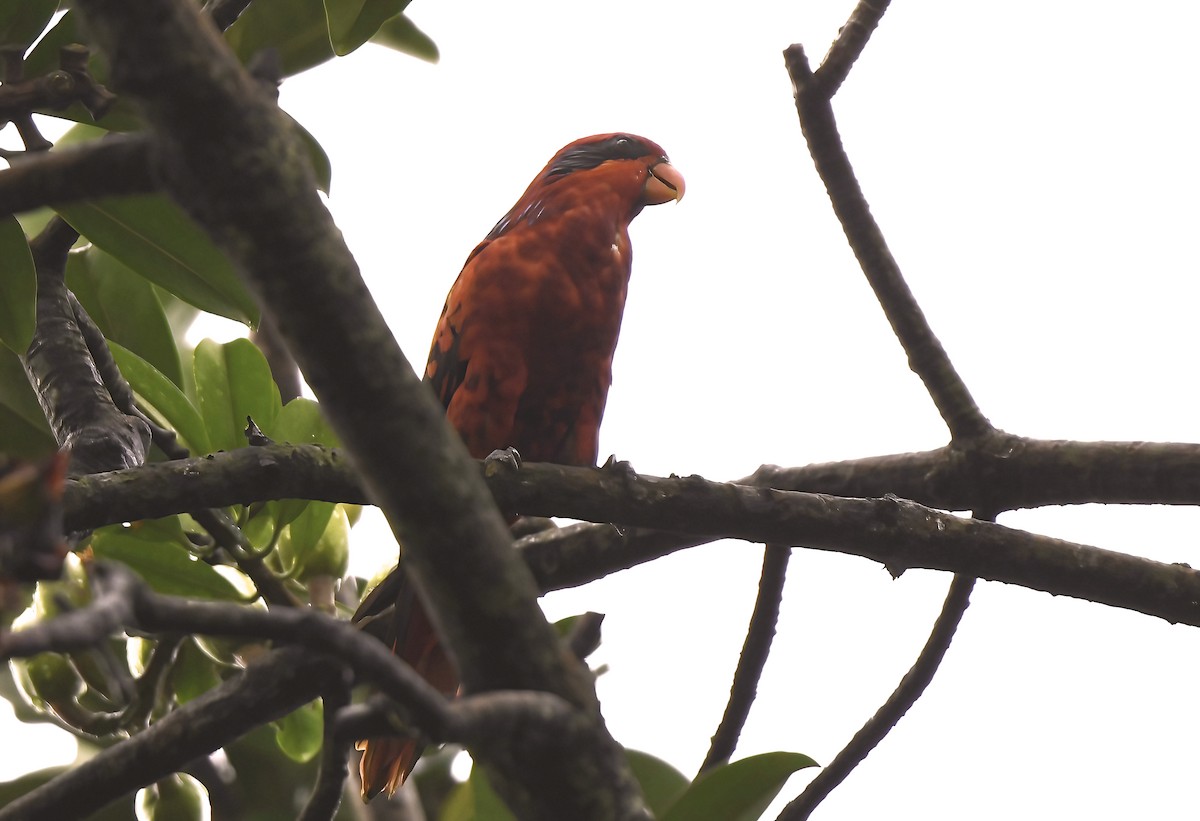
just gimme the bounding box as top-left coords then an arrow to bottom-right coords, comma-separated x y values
487,133 -> 684,240
542,133 -> 685,208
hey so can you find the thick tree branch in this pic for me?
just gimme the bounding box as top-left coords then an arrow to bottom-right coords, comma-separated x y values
60,447 -> 1200,627
784,43 -> 990,443
62,438 -> 1200,534
22,218 -> 150,476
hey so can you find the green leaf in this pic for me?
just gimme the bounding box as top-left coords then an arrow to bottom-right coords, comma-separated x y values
627,750 -> 689,818
172,638 -> 222,704
440,764 -> 517,821
274,699 -> 324,762
325,0 -> 406,56
371,13 -> 439,63
54,194 -> 258,325
292,116 -> 334,194
92,525 -> 243,601
278,500 -> 336,571
0,403 -> 54,459
193,338 -> 281,454
660,752 -> 818,821
109,342 -> 209,454
0,0 -> 58,50
269,398 -> 339,447
0,348 -> 43,429
66,246 -> 183,386
225,0 -> 336,77
262,398 -> 340,529
0,216 -> 36,354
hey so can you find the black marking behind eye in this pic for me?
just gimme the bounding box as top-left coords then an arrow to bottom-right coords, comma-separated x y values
545,135 -> 656,178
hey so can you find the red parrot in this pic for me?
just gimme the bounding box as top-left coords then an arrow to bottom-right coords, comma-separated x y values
352,133 -> 684,798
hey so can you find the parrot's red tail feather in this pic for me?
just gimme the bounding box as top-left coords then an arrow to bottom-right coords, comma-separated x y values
357,736 -> 420,799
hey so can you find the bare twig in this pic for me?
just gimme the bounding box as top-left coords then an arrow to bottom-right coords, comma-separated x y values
0,136 -> 157,217
300,673 -> 354,821
699,543 -> 791,773
0,645 -> 338,821
784,43 -> 991,443
778,574 -> 974,820
815,0 -> 893,95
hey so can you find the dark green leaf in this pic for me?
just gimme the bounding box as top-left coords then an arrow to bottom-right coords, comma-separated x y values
0,216 -> 36,354
55,194 -> 258,325
292,116 -> 334,194
66,246 -> 183,386
371,13 -> 439,63
92,525 -> 243,601
171,638 -> 223,704
0,0 -> 58,51
660,752 -> 818,821
225,0 -> 335,77
326,0 -> 407,56
0,766 -> 135,821
109,342 -> 209,455
0,348 -> 44,431
0,403 -> 54,459
274,699 -> 324,762
193,338 -> 281,454
627,750 -> 690,817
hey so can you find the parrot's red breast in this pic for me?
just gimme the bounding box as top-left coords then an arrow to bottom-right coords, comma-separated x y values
354,133 -> 683,799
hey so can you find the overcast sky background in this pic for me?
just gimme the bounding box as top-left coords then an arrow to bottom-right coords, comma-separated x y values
6,2 -> 1200,818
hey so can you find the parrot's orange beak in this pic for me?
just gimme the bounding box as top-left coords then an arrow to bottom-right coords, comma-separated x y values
644,160 -> 685,204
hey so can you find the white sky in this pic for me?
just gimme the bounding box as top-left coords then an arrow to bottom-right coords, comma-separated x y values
6,2 -> 1200,819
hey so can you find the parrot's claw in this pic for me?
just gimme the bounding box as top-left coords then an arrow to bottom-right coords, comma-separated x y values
511,516 -> 557,538
600,454 -> 637,479
484,447 -> 522,476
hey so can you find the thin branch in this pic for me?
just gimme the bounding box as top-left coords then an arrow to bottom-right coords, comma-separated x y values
299,674 -> 354,821
699,543 -> 791,773
784,43 -> 991,443
815,0 -> 893,95
0,645 -> 339,821
778,574 -> 975,820
0,135 -> 157,217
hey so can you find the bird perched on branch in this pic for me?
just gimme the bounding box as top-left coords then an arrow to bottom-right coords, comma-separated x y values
352,133 -> 684,799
